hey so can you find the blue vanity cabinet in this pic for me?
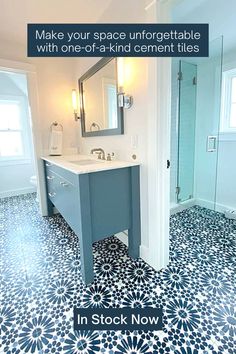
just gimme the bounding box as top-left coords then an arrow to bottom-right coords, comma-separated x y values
44,162 -> 81,235
43,160 -> 141,285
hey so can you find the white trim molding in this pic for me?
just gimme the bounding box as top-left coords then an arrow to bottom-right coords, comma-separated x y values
170,198 -> 196,215
219,132 -> 236,142
116,231 -> 128,246
220,68 -> 236,133
0,187 -> 36,199
0,59 -> 34,73
195,198 -> 233,214
144,0 -> 171,271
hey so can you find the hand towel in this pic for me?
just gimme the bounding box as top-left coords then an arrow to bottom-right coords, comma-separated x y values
49,130 -> 62,156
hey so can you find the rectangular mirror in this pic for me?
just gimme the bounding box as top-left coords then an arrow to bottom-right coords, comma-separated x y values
79,58 -> 124,137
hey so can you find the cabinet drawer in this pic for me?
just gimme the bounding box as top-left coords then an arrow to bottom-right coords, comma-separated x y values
44,161 -> 76,185
45,171 -> 57,193
46,171 -> 80,233
56,178 -> 78,229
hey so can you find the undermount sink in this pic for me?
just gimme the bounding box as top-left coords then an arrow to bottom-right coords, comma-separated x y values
69,159 -> 103,166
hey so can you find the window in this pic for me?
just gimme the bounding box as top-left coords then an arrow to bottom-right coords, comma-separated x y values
220,68 -> 236,132
107,84 -> 117,128
102,78 -> 118,129
0,96 -> 30,162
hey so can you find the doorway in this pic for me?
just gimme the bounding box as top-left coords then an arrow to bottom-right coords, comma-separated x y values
0,70 -> 36,198
0,59 -> 46,215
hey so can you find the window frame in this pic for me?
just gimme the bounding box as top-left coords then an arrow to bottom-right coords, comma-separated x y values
220,68 -> 236,133
0,94 -> 32,165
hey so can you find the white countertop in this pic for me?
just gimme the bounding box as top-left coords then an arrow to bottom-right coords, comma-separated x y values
42,154 -> 140,174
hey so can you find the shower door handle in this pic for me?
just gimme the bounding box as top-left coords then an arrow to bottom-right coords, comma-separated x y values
207,135 -> 217,152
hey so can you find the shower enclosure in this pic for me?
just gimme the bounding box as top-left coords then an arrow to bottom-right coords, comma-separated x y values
171,37 -> 223,212
177,61 -> 197,203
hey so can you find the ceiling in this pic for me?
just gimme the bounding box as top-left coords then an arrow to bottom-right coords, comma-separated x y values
0,0 -> 148,47
1,0 -> 235,54
0,0 -> 114,45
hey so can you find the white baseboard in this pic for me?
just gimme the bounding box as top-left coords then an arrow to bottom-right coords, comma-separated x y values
116,231 -> 152,268
0,187 -> 36,198
140,244 -> 150,263
195,198 -> 231,213
171,197 -> 232,214
170,198 -> 196,215
195,198 -> 215,210
116,231 -> 128,246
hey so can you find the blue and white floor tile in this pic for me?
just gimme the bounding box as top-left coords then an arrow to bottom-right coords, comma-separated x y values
0,194 -> 236,353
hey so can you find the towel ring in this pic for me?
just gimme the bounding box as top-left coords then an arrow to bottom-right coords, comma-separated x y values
50,121 -> 63,131
90,122 -> 100,131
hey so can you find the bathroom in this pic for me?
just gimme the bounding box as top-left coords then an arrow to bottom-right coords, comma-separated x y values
0,0 -> 235,353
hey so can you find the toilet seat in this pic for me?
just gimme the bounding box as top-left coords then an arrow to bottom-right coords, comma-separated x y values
30,175 -> 37,187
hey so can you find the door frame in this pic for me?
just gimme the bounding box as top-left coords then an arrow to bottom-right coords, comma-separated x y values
0,58 -> 47,215
143,0 -> 171,270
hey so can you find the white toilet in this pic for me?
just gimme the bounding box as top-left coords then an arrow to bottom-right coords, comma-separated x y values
30,175 -> 39,200
30,175 -> 37,188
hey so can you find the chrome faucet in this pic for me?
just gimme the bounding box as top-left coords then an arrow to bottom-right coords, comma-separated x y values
90,148 -> 105,160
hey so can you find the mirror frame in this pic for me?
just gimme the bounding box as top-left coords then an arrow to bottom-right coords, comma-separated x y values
79,57 -> 124,137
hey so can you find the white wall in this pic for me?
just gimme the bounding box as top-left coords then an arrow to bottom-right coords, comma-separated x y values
0,39 -> 78,156
31,57 -> 79,155
194,56 -> 221,208
216,138 -> 236,210
215,48 -> 236,210
0,164 -> 36,198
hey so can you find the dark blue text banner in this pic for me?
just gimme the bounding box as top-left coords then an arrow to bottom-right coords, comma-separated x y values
27,23 -> 209,57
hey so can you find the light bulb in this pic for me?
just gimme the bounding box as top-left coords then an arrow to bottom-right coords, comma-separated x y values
117,57 -> 125,93
72,89 -> 78,111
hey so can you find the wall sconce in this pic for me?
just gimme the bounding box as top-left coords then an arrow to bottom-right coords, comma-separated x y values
117,58 -> 133,109
72,89 -> 80,121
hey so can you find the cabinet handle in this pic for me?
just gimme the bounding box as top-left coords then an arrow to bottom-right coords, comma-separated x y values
48,192 -> 56,198
46,163 -> 53,167
47,175 -> 54,180
60,181 -> 69,187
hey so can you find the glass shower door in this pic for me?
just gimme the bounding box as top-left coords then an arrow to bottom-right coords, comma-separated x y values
176,37 -> 223,210
194,37 -> 223,211
177,61 -> 197,203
